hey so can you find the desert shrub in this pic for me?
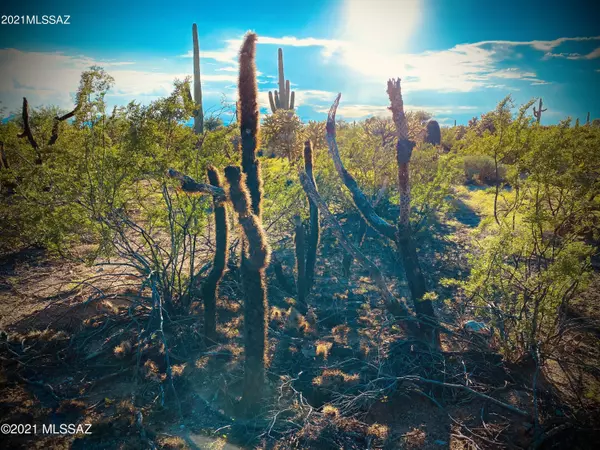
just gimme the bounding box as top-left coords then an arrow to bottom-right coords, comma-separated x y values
455,220 -> 592,362
409,143 -> 463,231
304,120 -> 327,151
463,154 -> 506,185
261,110 -> 304,160
447,102 -> 600,362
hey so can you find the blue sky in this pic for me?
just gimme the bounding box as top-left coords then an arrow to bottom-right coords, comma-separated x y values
1,0 -> 599,125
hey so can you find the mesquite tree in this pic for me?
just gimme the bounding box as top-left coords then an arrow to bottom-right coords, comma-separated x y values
323,80 -> 440,347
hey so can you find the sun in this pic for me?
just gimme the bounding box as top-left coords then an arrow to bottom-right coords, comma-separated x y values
340,0 -> 423,53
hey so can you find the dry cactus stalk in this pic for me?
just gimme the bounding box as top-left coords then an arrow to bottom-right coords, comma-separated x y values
237,32 -> 269,412
201,166 -> 228,345
324,83 -> 440,348
18,97 -> 80,164
224,165 -> 270,412
303,141 -> 320,292
294,215 -> 307,309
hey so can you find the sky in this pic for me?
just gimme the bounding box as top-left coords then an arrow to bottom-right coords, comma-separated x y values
0,0 -> 599,125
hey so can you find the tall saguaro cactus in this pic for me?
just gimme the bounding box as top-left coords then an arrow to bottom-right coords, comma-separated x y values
533,98 -> 547,124
192,23 -> 204,134
268,48 -> 295,113
238,32 -> 269,411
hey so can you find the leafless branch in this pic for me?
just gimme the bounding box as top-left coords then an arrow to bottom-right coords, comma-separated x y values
166,168 -> 227,200
325,94 -> 397,241
17,98 -> 40,162
48,103 -> 81,146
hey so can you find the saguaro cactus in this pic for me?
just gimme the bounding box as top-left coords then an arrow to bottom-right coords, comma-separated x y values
237,32 -> 269,411
192,23 -> 204,134
586,111 -> 590,126
268,48 -> 295,113
533,98 -> 547,124
425,120 -> 441,145
201,166 -> 228,345
225,166 -> 270,412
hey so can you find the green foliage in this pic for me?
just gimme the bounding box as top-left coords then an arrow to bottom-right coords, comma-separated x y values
2,65 -> 598,371
410,144 -> 463,231
463,155 -> 506,185
447,98 -> 600,362
261,110 -> 305,160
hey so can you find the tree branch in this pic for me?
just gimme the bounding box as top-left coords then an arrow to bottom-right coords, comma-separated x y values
48,103 -> 81,146
17,98 -> 40,159
397,375 -> 530,417
325,94 -> 397,241
166,168 -> 226,200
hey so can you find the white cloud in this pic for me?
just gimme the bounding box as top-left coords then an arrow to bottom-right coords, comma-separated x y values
175,29 -> 600,95
476,36 -> 600,52
313,102 -> 476,119
334,42 -> 548,92
545,46 -> 600,60
0,48 -> 237,114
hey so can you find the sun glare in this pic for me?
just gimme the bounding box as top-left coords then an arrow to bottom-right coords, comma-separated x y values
340,0 -> 422,52
336,0 -> 423,85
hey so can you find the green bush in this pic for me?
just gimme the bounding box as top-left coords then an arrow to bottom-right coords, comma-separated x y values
463,154 -> 506,185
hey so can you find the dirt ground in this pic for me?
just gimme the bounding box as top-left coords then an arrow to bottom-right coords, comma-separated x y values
1,198 -> 599,449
